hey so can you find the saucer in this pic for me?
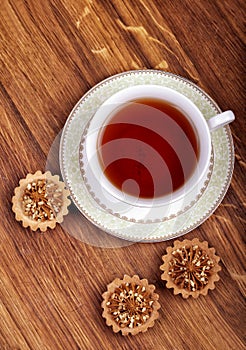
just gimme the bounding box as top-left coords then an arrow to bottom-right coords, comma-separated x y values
59,70 -> 234,242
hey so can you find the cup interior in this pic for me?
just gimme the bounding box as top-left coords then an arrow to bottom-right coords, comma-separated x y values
82,85 -> 212,208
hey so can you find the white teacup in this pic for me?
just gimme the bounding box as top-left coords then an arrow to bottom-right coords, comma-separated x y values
82,85 -> 235,208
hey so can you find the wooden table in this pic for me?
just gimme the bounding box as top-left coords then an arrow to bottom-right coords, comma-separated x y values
1,1 -> 245,349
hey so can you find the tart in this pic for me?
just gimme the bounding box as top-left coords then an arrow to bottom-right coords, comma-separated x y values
160,238 -> 221,298
102,274 -> 161,336
12,171 -> 70,231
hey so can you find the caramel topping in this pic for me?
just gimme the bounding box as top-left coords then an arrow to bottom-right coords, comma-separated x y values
22,179 -> 63,222
107,282 -> 154,329
168,245 -> 215,292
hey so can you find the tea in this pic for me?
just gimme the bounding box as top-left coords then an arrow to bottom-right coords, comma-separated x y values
97,98 -> 199,199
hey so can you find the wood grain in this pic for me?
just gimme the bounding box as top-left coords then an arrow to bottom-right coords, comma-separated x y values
0,0 -> 245,349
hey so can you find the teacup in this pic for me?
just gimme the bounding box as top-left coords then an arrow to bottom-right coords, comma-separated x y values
82,85 -> 235,208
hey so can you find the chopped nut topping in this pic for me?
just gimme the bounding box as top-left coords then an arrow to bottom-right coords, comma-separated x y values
106,282 -> 154,329
22,179 -> 63,222
168,245 -> 215,292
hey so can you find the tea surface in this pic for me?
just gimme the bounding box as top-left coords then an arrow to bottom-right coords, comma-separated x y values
98,98 -> 199,198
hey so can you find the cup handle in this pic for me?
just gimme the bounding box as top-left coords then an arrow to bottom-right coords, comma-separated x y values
207,110 -> 235,131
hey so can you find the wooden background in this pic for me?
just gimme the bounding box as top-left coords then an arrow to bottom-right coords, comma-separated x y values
0,0 -> 245,349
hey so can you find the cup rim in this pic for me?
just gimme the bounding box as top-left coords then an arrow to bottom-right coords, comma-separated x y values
82,85 -> 212,208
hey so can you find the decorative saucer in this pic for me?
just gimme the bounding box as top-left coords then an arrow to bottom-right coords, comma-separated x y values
59,70 -> 234,242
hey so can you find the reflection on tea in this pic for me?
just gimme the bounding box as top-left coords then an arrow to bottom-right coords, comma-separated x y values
98,98 -> 199,199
